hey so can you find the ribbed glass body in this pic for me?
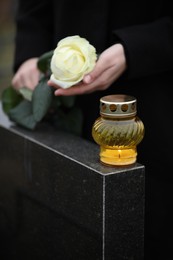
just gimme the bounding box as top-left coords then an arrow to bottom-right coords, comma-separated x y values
92,95 -> 145,166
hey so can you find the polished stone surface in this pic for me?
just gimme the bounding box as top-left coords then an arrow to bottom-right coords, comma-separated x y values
0,103 -> 145,260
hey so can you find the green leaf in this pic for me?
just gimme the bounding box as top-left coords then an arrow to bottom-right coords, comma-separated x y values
9,100 -> 37,130
1,86 -> 23,114
37,50 -> 54,74
18,87 -> 33,101
32,77 -> 53,122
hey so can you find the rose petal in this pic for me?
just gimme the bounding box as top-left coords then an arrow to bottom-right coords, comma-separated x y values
50,74 -> 82,89
50,35 -> 97,89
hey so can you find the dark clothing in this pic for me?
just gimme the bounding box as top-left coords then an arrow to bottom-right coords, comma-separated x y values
14,0 -> 173,77
13,1 -> 173,259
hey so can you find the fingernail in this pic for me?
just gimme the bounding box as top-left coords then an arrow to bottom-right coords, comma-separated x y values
84,75 -> 91,84
55,89 -> 61,96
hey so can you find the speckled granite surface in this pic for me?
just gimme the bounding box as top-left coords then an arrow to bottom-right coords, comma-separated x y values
0,103 -> 145,260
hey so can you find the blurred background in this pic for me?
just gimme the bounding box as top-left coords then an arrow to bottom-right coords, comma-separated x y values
0,0 -> 17,96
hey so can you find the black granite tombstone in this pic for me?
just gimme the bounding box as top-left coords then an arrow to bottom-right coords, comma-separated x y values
0,103 -> 145,260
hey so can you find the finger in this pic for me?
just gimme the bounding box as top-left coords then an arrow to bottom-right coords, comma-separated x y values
83,62 -> 103,84
17,74 -> 34,90
83,55 -> 110,84
54,84 -> 87,96
27,72 -> 40,90
47,80 -> 60,89
48,79 -> 92,96
12,74 -> 25,89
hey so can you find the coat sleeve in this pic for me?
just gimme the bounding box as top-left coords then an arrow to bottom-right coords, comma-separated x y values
13,0 -> 54,72
113,16 -> 173,79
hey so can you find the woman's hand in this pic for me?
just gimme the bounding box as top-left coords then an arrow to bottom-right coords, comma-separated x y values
47,43 -> 127,96
12,58 -> 40,90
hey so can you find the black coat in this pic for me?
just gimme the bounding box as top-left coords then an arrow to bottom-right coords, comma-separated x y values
14,0 -> 173,151
13,0 -> 173,257
14,0 -> 173,144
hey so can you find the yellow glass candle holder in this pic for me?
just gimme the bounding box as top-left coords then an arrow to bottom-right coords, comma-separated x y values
92,94 -> 145,166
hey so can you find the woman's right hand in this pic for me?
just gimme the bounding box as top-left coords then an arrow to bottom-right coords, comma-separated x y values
12,58 -> 40,90
48,44 -> 127,96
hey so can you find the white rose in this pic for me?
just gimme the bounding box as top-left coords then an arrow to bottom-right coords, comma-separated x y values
50,35 -> 97,88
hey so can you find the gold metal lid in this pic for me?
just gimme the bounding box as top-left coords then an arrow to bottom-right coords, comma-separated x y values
100,94 -> 137,117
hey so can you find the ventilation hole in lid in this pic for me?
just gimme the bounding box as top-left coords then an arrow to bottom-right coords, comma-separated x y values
121,104 -> 128,112
131,102 -> 136,110
101,103 -> 107,111
109,104 -> 117,112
